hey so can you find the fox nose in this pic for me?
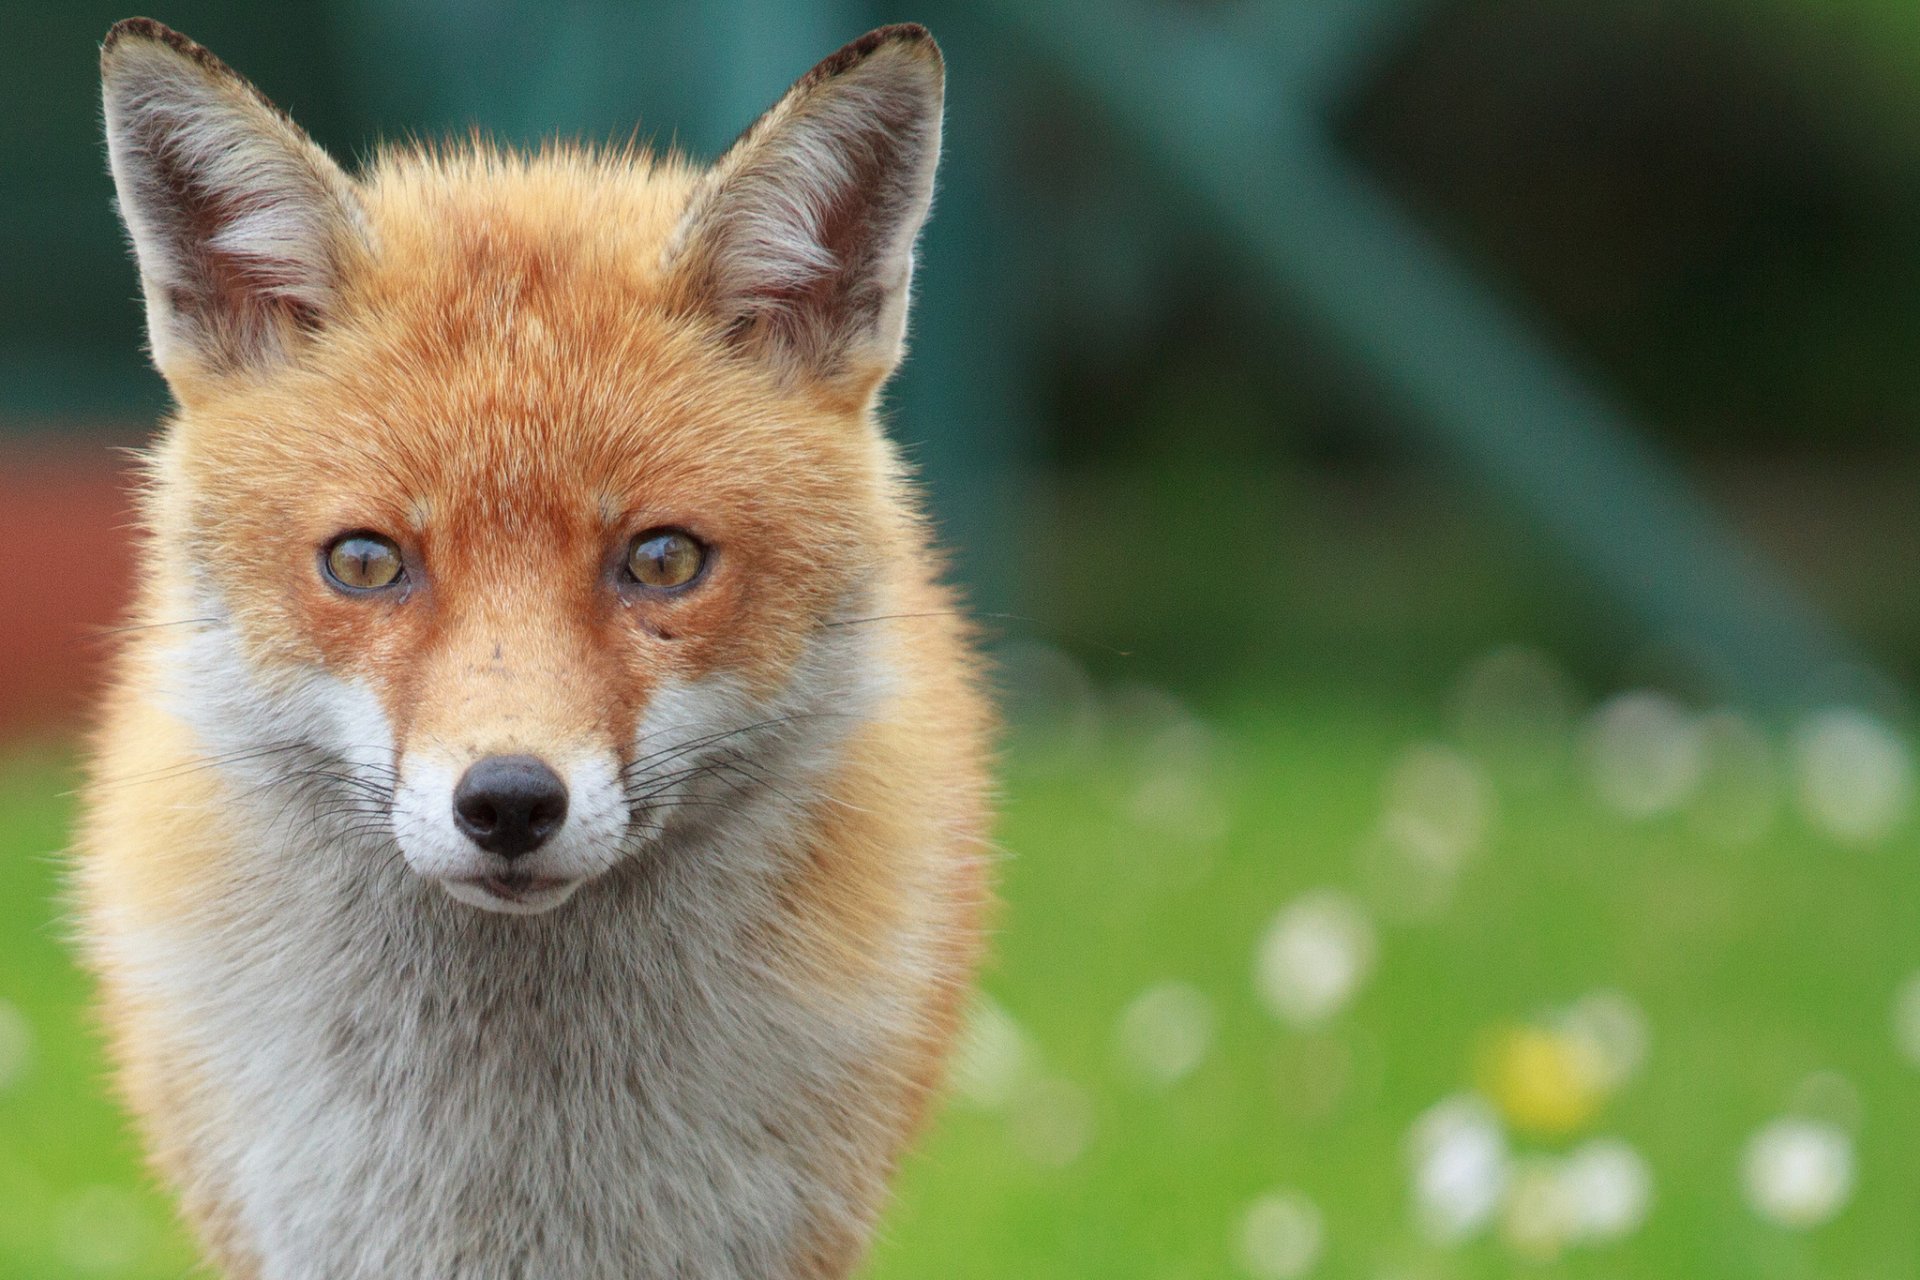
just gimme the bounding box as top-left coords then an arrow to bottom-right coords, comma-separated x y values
452,755 -> 569,858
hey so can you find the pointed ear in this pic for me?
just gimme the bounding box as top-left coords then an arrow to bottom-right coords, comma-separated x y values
664,25 -> 944,400
100,19 -> 368,386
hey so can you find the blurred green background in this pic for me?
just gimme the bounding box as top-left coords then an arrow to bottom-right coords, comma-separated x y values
6,1 -> 1920,1276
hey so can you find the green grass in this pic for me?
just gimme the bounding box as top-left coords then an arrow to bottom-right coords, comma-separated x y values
2,689 -> 1916,1277
0,752 -> 197,1278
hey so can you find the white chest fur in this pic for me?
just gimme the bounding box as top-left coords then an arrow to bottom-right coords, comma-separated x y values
129,824 -> 898,1280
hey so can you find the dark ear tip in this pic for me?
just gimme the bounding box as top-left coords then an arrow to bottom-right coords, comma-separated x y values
102,17 -> 224,74
810,23 -> 943,86
869,22 -> 938,51
104,17 -> 178,53
867,23 -> 942,66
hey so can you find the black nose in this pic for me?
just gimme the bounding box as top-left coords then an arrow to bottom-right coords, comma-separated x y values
452,755 -> 569,858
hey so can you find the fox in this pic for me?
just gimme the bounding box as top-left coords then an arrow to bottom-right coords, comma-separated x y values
74,16 -> 992,1280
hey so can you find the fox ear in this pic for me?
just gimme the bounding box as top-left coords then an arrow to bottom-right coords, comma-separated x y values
665,25 -> 944,400
101,19 -> 367,386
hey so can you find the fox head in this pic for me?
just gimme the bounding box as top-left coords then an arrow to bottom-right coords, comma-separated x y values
102,20 -> 945,914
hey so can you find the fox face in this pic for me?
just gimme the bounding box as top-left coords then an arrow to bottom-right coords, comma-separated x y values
102,20 -> 943,914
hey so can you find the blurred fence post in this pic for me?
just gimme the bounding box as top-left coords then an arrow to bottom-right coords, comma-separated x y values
986,0 -> 1874,709
892,2 -> 1036,612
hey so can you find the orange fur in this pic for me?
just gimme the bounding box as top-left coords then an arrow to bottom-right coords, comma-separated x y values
78,19 -> 991,1278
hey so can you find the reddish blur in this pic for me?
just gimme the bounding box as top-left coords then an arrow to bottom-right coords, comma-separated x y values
1,443 -> 139,736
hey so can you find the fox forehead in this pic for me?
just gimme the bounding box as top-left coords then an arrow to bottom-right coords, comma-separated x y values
362,143 -> 702,289
346,145 -> 702,374
180,143 -> 839,463
156,145 -> 892,702
170,141 -> 883,541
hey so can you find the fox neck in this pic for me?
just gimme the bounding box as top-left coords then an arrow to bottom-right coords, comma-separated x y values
131,592 -> 903,1276
160,832 -> 899,1276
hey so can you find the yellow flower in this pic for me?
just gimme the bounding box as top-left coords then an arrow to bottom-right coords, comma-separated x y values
1477,1025 -> 1609,1137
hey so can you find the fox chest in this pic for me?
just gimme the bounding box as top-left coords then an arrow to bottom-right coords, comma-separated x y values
157,886 -> 883,1280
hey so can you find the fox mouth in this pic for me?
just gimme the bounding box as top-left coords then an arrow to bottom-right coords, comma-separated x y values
443,872 -> 581,915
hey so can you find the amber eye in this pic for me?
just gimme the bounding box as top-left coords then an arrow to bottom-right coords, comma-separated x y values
625,528 -> 706,591
323,532 -> 405,593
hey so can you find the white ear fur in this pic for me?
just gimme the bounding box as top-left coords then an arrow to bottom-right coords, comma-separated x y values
100,19 -> 366,383
665,25 -> 945,395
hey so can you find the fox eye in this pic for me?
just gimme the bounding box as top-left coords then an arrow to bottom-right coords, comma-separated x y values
323,532 -> 405,593
625,528 -> 706,591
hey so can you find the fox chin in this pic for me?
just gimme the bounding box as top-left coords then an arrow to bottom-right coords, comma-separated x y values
75,17 -> 992,1279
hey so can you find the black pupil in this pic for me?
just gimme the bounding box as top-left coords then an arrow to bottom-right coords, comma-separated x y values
339,539 -> 391,583
633,533 -> 702,586
642,537 -> 679,572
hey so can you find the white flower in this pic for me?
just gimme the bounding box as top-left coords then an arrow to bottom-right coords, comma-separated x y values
1559,989 -> 1650,1090
1560,1138 -> 1653,1241
1793,708 -> 1912,845
1009,1076 -> 1095,1168
1255,891 -> 1376,1026
1382,743 -> 1494,871
1742,1118 -> 1854,1228
1114,981 -> 1214,1088
1408,1094 -> 1509,1242
0,999 -> 31,1093
1237,1191 -> 1324,1279
950,997 -> 1032,1110
1583,692 -> 1704,818
1893,973 -> 1920,1067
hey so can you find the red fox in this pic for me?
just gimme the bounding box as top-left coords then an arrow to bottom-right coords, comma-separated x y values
77,17 -> 991,1278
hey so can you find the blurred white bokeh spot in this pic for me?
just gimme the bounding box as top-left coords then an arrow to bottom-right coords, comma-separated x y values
950,997 -> 1034,1110
1382,743 -> 1495,870
1792,707 -> 1913,845
1114,980 -> 1215,1088
1010,1076 -> 1096,1168
54,1185 -> 146,1275
1559,989 -> 1650,1090
1364,742 -> 1494,920
1560,1137 -> 1654,1241
1501,1156 -> 1581,1261
1127,765 -> 1231,847
1106,683 -> 1214,763
1689,710 -> 1780,847
1582,691 -> 1705,819
1408,1093 -> 1509,1243
0,998 -> 31,1093
1255,890 -> 1377,1026
1893,972 -> 1920,1067
1742,1117 -> 1854,1228
1109,683 -> 1232,845
1236,1190 -> 1325,1280
1357,822 -> 1459,923
995,638 -> 1102,746
1447,644 -> 1579,788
